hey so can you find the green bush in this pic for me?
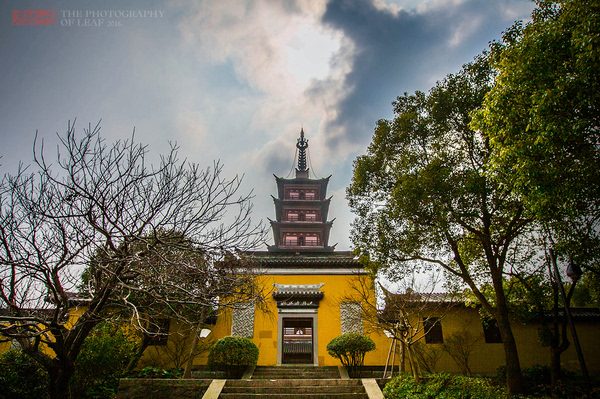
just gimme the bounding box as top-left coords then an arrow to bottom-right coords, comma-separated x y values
70,322 -> 141,399
326,333 -> 376,375
383,373 -> 505,399
126,366 -> 184,379
0,349 -> 48,399
207,336 -> 258,378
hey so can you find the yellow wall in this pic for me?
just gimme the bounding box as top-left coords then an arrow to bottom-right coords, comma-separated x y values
187,272 -> 392,367
0,306 -> 87,358
186,277 -> 600,373
386,306 -> 600,375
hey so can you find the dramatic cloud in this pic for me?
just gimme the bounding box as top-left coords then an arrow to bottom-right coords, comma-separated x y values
0,0 -> 535,250
319,0 -> 534,155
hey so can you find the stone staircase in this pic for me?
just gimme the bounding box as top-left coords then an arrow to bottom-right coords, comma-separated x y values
251,366 -> 341,379
216,366 -> 371,398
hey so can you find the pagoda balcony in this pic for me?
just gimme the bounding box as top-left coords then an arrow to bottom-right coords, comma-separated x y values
282,240 -> 323,247
283,218 -> 320,223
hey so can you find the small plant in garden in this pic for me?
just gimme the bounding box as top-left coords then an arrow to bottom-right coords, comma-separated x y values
207,336 -> 259,378
127,366 -> 184,379
326,333 -> 376,376
0,349 -> 49,399
383,372 -> 505,399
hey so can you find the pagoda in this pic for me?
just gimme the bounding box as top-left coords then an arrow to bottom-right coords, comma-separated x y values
268,129 -> 335,252
209,128 -> 371,367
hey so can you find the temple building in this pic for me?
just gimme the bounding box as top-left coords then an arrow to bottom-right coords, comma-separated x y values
131,129 -> 600,374
202,129 -> 385,366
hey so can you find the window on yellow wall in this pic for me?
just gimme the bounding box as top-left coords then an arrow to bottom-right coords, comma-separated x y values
482,318 -> 503,343
423,317 -> 443,344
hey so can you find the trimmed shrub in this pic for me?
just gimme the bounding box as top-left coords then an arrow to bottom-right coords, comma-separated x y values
0,349 -> 49,399
326,333 -> 376,375
383,373 -> 505,399
207,336 -> 258,378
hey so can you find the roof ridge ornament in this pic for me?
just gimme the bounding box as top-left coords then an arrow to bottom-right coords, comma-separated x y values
296,127 -> 309,173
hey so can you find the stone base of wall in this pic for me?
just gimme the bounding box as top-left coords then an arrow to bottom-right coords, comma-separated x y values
116,379 -> 211,399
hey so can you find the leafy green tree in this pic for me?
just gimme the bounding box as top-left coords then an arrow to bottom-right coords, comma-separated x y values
472,0 -> 600,272
70,322 -> 141,399
347,56 -> 531,395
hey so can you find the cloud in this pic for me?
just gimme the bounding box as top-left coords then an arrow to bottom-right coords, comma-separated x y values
319,0 -> 534,157
173,0 -> 356,159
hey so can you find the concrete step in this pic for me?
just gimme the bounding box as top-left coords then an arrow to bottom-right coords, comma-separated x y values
226,379 -> 364,387
252,372 -> 340,379
219,395 -> 368,399
222,386 -> 360,394
251,366 -> 340,379
219,378 -> 369,399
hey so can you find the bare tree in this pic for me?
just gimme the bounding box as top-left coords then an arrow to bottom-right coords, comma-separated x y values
441,328 -> 480,376
340,272 -> 456,382
0,121 -> 266,399
378,285 -> 458,382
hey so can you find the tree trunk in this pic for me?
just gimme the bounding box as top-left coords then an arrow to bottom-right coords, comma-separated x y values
550,345 -> 562,386
126,335 -> 151,372
496,310 -> 525,397
406,343 -> 420,383
47,359 -> 75,399
183,309 -> 208,379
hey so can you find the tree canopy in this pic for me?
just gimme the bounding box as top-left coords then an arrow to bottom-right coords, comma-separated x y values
472,0 -> 600,269
347,55 -> 531,394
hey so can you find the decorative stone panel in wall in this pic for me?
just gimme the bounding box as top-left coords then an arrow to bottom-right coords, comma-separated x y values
340,301 -> 363,334
231,302 -> 255,338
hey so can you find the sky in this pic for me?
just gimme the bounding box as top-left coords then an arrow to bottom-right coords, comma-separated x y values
0,0 -> 535,251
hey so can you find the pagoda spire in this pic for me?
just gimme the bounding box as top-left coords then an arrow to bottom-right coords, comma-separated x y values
296,128 -> 309,172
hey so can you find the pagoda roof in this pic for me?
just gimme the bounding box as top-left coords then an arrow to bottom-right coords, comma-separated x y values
274,175 -> 331,184
274,175 -> 331,200
269,220 -> 333,229
246,251 -> 361,267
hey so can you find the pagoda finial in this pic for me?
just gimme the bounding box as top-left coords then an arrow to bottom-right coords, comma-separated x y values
296,128 -> 308,172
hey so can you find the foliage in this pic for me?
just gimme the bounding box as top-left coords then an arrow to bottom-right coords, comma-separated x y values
571,271 -> 600,308
0,121 -> 265,399
472,0 -> 600,270
383,373 -> 504,399
69,323 -> 141,399
348,53 -> 530,394
0,349 -> 49,399
326,333 -> 376,374
496,364 -> 587,398
463,272 -> 552,324
207,336 -> 258,378
126,366 -> 184,379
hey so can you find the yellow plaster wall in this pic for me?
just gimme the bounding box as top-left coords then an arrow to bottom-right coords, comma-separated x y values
395,307 -> 600,375
201,289 -> 600,373
200,272 -> 392,367
0,306 -> 87,358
